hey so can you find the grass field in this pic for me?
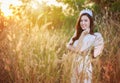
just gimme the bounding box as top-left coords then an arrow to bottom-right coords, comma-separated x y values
0,14 -> 120,83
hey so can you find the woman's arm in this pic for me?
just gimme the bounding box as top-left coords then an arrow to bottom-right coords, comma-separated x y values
66,30 -> 90,54
93,32 -> 104,58
66,43 -> 81,54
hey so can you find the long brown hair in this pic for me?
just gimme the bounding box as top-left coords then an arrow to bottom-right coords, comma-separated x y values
71,13 -> 94,45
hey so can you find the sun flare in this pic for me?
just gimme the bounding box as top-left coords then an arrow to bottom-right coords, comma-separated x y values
0,0 -> 67,17
37,0 -> 67,8
0,0 -> 22,17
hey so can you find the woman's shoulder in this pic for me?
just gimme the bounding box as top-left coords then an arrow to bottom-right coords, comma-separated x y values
84,34 -> 96,42
85,34 -> 96,39
94,32 -> 103,37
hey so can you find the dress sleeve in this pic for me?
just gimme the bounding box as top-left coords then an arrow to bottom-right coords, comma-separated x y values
93,32 -> 104,58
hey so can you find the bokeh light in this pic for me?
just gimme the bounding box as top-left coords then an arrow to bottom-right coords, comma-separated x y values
0,0 -> 22,17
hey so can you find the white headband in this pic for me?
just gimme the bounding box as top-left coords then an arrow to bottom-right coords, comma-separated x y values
80,9 -> 93,17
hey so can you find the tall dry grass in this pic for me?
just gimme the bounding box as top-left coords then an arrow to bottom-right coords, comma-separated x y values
0,13 -> 120,83
0,16 -> 75,83
93,13 -> 120,83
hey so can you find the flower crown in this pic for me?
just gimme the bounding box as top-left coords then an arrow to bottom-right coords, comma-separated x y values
80,9 -> 93,17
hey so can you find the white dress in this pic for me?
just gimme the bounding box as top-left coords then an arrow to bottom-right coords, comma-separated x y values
67,32 -> 104,83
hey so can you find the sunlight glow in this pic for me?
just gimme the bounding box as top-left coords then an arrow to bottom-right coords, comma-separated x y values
37,0 -> 68,10
0,0 -> 22,17
30,0 -> 40,10
1,5 -> 13,17
0,0 -> 68,17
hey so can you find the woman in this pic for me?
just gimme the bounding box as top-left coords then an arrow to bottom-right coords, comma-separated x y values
66,9 -> 104,83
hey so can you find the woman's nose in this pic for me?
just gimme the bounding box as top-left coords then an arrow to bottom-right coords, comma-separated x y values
82,21 -> 85,25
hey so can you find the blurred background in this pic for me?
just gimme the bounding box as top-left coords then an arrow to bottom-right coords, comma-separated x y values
0,0 -> 120,83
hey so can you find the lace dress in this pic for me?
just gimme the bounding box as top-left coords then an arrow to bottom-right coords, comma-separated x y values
67,32 -> 104,83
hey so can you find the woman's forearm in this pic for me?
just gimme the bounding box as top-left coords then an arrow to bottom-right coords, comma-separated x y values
67,44 -> 81,54
67,44 -> 75,51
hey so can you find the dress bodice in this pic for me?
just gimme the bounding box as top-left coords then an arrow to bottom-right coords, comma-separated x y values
73,34 -> 96,52
67,32 -> 104,57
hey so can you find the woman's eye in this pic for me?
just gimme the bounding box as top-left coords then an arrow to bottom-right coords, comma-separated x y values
81,19 -> 88,22
85,20 -> 88,22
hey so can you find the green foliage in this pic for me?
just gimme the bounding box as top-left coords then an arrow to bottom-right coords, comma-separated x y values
91,0 -> 120,13
91,3 -> 101,14
57,0 -> 86,11
110,1 -> 120,12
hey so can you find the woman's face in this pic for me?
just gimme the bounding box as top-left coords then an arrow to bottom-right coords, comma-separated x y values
80,15 -> 90,30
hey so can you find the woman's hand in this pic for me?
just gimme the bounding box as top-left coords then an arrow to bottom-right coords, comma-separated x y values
82,28 -> 90,34
66,44 -> 74,51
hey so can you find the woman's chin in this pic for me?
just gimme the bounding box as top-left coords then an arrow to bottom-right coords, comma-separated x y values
82,28 -> 86,30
